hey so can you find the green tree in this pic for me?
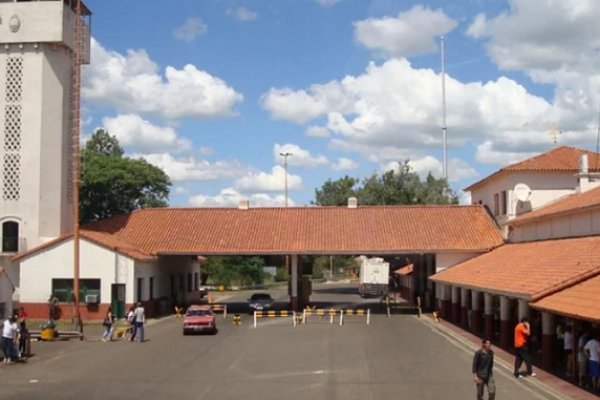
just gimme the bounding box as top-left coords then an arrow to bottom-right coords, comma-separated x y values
80,129 -> 171,223
313,161 -> 457,206
313,176 -> 359,206
204,256 -> 266,287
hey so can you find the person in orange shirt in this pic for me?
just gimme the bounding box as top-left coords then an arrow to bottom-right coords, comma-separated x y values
514,317 -> 536,378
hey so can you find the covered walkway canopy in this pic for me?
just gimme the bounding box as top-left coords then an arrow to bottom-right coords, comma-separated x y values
16,205 -> 504,260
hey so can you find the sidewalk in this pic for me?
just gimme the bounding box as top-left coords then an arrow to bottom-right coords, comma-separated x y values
420,314 -> 598,400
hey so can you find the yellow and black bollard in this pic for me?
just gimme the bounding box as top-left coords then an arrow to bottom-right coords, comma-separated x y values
232,314 -> 242,326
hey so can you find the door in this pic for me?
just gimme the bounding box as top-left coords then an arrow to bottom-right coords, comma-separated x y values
111,284 -> 126,319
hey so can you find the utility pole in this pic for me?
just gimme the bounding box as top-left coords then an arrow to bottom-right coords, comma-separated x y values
279,152 -> 293,207
441,35 -> 448,181
71,0 -> 84,327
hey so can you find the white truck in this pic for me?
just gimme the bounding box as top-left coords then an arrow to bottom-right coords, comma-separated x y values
358,256 -> 390,298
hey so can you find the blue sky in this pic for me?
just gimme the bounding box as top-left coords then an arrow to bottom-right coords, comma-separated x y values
82,0 -> 600,206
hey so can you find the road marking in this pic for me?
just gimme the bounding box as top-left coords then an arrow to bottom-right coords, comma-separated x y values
29,380 -> 38,383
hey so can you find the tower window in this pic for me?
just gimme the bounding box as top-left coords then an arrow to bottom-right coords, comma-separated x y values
2,221 -> 19,252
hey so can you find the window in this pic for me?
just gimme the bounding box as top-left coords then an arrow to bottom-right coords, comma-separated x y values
187,273 -> 192,292
493,193 -> 499,216
194,273 -> 199,291
2,221 -> 18,252
501,191 -> 507,215
51,279 -> 100,303
149,277 -> 154,300
137,277 -> 143,302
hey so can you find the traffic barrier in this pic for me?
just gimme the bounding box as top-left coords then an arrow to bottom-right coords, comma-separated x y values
302,308 -> 339,325
340,308 -> 370,325
232,314 -> 242,326
253,310 -> 297,328
210,304 -> 228,319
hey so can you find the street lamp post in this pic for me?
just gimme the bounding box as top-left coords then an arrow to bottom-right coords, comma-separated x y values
279,152 -> 293,207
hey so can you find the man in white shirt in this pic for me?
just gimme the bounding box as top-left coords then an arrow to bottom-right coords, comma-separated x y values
563,327 -> 574,376
133,302 -> 145,342
584,334 -> 600,392
2,316 -> 18,363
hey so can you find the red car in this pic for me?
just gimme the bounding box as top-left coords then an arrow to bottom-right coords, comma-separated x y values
182,305 -> 217,335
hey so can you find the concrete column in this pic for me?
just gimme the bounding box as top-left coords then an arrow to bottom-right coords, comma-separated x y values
438,285 -> 451,319
518,299 -> 530,322
291,254 -> 299,311
460,288 -> 469,329
471,291 -> 481,334
541,312 -> 556,369
484,293 -> 494,341
499,296 -> 512,348
451,286 -> 460,323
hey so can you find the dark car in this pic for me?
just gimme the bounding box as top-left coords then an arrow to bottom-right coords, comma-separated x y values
247,293 -> 274,314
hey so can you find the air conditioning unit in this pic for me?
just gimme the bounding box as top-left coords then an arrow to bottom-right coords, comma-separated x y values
85,294 -> 99,304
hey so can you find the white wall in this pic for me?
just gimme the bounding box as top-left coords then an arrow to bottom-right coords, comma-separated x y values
20,238 -> 135,303
470,172 -> 577,224
132,255 -> 199,303
510,209 -> 600,242
436,252 -> 483,273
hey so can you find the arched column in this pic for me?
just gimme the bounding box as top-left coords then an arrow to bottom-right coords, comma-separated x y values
290,254 -> 299,311
451,286 -> 460,323
471,290 -> 481,334
460,288 -> 469,328
542,312 -> 556,369
500,296 -> 512,348
484,293 -> 494,341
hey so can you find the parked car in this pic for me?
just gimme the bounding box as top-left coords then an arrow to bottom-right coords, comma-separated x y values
182,305 -> 217,335
247,293 -> 274,314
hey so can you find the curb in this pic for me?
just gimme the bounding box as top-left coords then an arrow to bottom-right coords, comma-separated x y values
416,315 -> 573,400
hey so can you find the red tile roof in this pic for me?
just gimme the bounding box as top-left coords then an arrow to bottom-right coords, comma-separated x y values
15,205 -> 503,260
465,146 -> 600,191
430,236 -> 600,300
531,273 -> 600,323
508,185 -> 600,226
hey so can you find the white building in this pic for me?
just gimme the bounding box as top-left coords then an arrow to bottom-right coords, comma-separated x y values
0,0 -> 91,318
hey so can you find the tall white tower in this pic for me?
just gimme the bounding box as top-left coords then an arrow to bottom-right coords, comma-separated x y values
0,0 -> 91,316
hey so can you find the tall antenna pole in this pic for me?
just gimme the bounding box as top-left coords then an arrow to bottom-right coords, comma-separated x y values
72,0 -> 84,325
441,36 -> 448,181
596,102 -> 600,169
279,152 -> 293,207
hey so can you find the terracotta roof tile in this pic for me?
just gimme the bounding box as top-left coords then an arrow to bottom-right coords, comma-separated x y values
465,146 -> 600,191
430,236 -> 600,300
531,273 -> 600,323
83,205 -> 503,255
509,185 -> 600,226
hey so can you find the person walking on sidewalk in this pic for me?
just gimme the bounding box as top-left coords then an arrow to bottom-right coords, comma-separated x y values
473,338 -> 495,400
584,333 -> 600,392
132,302 -> 145,342
514,317 -> 536,378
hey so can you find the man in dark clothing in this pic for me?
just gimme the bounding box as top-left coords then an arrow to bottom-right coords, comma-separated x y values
473,338 -> 495,400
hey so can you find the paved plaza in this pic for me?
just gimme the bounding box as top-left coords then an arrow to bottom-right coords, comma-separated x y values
0,285 -> 569,400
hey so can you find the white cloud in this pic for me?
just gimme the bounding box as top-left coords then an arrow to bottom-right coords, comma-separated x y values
198,146 -> 214,156
384,156 -> 478,183
331,157 -> 359,171
83,38 -> 243,120
101,114 -> 190,153
273,143 -> 328,168
172,17 -> 207,42
475,141 -> 539,166
466,13 -> 487,39
226,7 -> 258,21
354,6 -> 457,58
189,188 -> 293,207
137,153 -> 246,182
234,166 -> 302,192
263,58 -> 553,162
174,186 -> 190,195
314,0 -> 342,7
305,125 -> 331,137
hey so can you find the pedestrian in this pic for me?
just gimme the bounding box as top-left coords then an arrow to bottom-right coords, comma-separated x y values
126,306 -> 136,341
2,315 -> 18,363
584,333 -> 600,392
578,331 -> 590,388
102,306 -> 115,342
514,317 -> 536,378
18,320 -> 29,358
472,338 -> 495,400
563,323 -> 574,377
132,302 -> 145,342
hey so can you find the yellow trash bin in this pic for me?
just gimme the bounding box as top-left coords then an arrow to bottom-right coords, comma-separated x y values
218,285 -> 225,292
40,327 -> 55,341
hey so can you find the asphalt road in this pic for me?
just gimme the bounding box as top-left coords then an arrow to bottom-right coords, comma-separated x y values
0,284 -> 559,400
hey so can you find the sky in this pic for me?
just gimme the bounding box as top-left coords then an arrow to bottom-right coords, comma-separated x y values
81,0 -> 600,207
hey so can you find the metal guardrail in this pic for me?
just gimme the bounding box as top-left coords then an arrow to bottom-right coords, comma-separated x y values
253,310 -> 298,327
